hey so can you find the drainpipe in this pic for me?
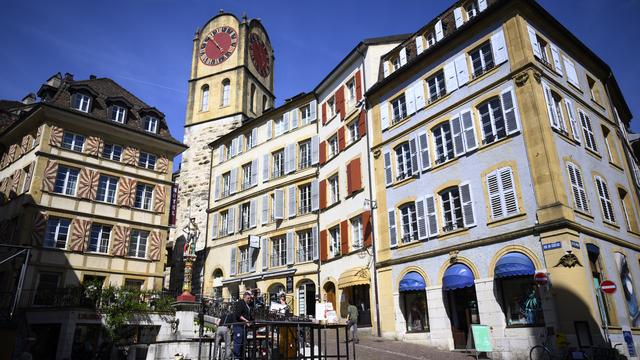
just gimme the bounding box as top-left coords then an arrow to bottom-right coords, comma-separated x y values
357,45 -> 383,338
203,144 -> 215,297
316,96 -> 322,306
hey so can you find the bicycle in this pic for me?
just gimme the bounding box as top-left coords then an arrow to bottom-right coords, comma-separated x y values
529,330 -> 590,360
582,343 -> 628,360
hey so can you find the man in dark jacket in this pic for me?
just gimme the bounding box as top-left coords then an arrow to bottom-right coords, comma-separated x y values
232,291 -> 253,359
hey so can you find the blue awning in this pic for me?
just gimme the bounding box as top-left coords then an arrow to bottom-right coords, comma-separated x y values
399,271 -> 426,292
443,264 -> 475,291
494,252 -> 535,279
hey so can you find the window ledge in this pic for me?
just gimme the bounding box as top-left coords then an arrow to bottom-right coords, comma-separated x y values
553,128 -> 579,146
487,212 -> 527,227
590,98 -> 605,111
585,148 -> 602,161
574,209 -> 594,221
467,65 -> 501,87
609,161 -> 624,172
424,91 -> 452,110
324,200 -> 342,211
345,188 -> 364,199
392,176 -> 417,189
396,240 -> 422,250
388,115 -> 412,131
567,82 -> 583,94
603,220 -> 619,231
505,324 -> 546,329
438,227 -> 469,240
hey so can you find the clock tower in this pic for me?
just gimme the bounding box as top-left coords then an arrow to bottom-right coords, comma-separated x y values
170,11 -> 275,295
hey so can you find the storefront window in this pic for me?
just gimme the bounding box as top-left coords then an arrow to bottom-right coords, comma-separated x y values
401,291 -> 429,332
499,277 -> 544,326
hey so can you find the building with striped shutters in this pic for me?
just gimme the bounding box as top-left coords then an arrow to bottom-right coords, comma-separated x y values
0,73 -> 185,358
365,0 -> 640,357
206,92 -> 321,314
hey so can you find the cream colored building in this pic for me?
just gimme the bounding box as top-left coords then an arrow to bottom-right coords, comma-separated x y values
0,72 -> 185,358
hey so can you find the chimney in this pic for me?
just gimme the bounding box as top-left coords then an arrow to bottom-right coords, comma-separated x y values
89,74 -> 97,80
64,72 -> 74,81
21,93 -> 37,105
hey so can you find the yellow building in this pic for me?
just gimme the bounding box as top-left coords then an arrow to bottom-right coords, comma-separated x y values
0,73 -> 185,359
366,0 -> 640,357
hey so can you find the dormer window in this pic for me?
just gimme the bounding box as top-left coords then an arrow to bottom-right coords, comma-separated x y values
143,116 -> 158,133
109,105 -> 127,123
464,1 -> 478,20
72,93 -> 91,113
392,56 -> 402,71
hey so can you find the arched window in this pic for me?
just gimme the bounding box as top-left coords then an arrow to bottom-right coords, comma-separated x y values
212,269 -> 223,300
200,85 -> 209,111
494,252 -> 543,326
221,79 -> 230,107
250,84 -> 257,113
399,271 -> 428,332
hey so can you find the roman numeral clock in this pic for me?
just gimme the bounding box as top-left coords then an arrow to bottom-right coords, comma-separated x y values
199,26 -> 238,66
249,32 -> 270,77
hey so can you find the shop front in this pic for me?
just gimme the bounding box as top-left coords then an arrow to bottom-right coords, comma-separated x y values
338,268 -> 371,326
398,271 -> 429,333
442,263 -> 479,349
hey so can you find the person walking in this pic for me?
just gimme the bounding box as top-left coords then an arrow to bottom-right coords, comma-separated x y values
215,311 -> 234,360
347,300 -> 359,344
232,291 -> 253,359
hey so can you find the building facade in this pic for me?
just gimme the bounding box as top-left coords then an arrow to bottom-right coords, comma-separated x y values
0,73 -> 185,358
367,0 -> 639,358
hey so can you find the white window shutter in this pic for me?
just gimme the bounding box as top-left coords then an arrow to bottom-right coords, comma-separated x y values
288,185 -> 296,219
444,61 -> 459,94
527,25 -> 542,59
383,149 -> 393,186
283,146 -> 290,174
262,236 -> 269,270
251,159 -> 258,187
286,231 -> 294,265
415,36 -> 424,55
500,88 -> 520,134
459,109 -> 477,151
229,168 -> 237,194
478,0 -> 487,12
405,86 -> 416,115
459,182 -> 475,227
413,82 -> 426,111
227,207 -> 235,235
312,226 -> 319,260
380,102 -> 390,130
249,247 -> 256,272
415,198 -> 427,239
409,136 -> 419,175
266,120 -> 273,140
236,135 -> 244,155
487,171 -> 503,219
291,109 -> 299,129
550,43 -> 563,76
450,116 -> 465,156
218,145 -> 225,163
229,138 -> 236,157
387,208 -> 397,247
251,127 -> 258,147
214,176 -> 221,200
454,7 -> 464,28
262,154 -> 270,183
229,247 -> 237,275
283,112 -> 290,133
417,131 -> 430,171
435,20 -> 444,41
274,189 -> 284,220
289,144 -> 296,173
383,62 -> 390,78
261,194 -> 269,225
211,213 -> 218,239
491,29 -> 508,65
309,100 -> 317,122
563,56 -> 579,88
311,180 -> 319,211
542,82 -> 559,129
311,135 -> 319,165
425,195 -> 438,237
500,167 -> 518,216
454,55 -> 469,87
564,98 -> 581,143
250,199 -> 257,228
399,47 -> 407,66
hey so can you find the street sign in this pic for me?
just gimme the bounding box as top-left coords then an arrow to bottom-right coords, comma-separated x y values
534,272 -> 548,285
601,280 -> 617,294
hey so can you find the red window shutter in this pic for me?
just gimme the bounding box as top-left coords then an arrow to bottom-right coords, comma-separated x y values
355,70 -> 363,101
340,220 -> 349,255
351,157 -> 362,192
322,103 -> 327,124
336,88 -> 345,119
320,179 -> 327,209
338,127 -> 345,151
362,211 -> 372,247
320,230 -> 328,261
357,110 -> 367,137
346,161 -> 353,195
319,141 -> 327,165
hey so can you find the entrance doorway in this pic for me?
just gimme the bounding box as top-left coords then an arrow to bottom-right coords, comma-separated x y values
298,282 -> 316,317
323,282 -> 336,311
342,285 -> 372,326
446,286 -> 480,348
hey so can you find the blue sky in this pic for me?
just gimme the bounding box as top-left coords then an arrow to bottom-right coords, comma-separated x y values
1,0 -> 639,161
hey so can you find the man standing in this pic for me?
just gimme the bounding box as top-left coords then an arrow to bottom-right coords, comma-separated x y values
347,300 -> 359,344
215,311 -> 233,360
232,291 -> 253,359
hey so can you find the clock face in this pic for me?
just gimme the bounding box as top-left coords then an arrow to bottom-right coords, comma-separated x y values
199,26 -> 238,66
249,33 -> 270,77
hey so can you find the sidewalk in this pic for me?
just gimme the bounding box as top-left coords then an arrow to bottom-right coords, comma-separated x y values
324,329 -> 474,360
